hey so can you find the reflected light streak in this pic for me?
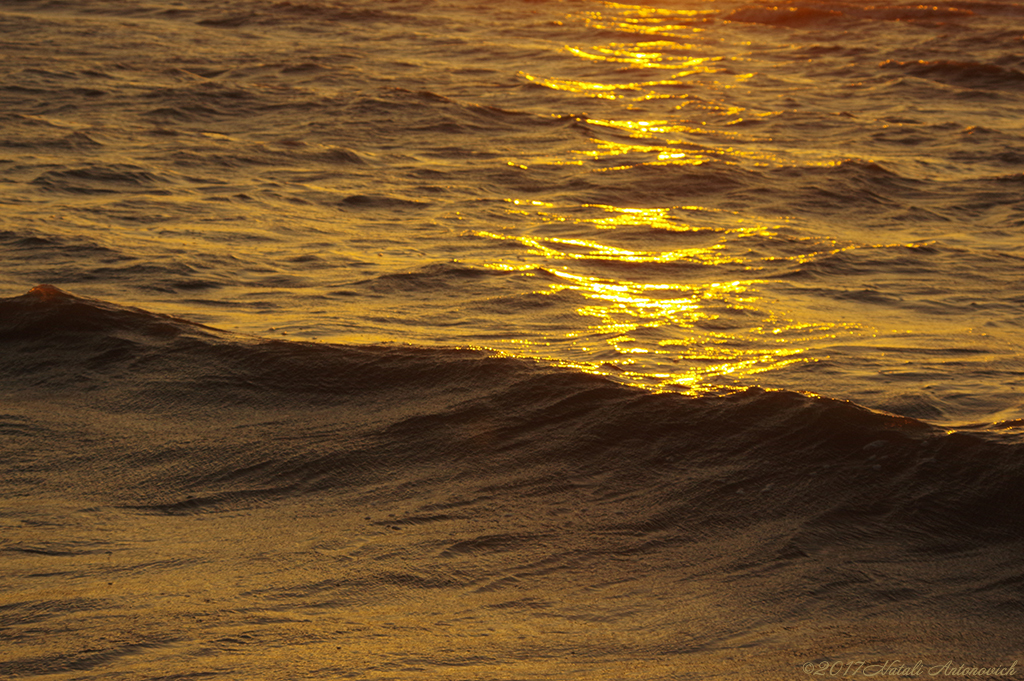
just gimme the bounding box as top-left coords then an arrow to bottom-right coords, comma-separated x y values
470,2 -> 863,395
565,45 -> 721,72
471,223 -> 847,393
520,72 -> 634,99
578,3 -> 717,38
472,230 -> 742,266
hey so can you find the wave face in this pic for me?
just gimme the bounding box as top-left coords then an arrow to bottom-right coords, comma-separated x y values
2,286 -> 1022,678
2,0 -> 1024,676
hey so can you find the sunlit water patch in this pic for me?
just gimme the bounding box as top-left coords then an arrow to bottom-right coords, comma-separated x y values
1,0 -> 1022,424
3,2 -> 1024,679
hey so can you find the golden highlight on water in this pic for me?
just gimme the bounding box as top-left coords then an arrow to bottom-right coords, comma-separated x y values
1,0 -> 1022,678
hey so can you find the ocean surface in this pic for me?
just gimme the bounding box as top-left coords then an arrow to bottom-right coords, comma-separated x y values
1,0 -> 1022,678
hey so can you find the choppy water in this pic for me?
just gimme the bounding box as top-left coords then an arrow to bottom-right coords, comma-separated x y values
2,284 -> 1023,678
3,0 -> 1024,424
1,0 -> 1023,678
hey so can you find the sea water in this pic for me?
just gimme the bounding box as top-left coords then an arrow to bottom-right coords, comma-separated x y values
1,0 -> 1022,678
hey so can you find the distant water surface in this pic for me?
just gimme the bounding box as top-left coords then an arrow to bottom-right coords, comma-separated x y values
2,0 -> 1024,425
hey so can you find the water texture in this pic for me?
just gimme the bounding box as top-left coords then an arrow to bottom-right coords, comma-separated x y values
2,0 -> 1023,423
1,0 -> 1023,678
1,284 -> 1022,679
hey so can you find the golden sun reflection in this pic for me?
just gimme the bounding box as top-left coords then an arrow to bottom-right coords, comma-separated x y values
471,229 -> 742,266
578,2 -> 717,36
503,261 -> 833,392
468,207 -> 859,394
564,45 -> 719,72
519,72 -> 630,99
471,2 -> 865,394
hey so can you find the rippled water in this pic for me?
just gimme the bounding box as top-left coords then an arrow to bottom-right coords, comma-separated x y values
3,0 -> 1023,425
2,4 -> 1024,678
2,285 -> 1022,679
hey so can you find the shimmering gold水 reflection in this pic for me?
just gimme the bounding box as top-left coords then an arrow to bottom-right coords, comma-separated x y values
465,3 -> 866,394
470,199 -> 859,393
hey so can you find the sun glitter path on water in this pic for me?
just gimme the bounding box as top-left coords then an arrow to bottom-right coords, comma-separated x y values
460,3 -> 867,395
